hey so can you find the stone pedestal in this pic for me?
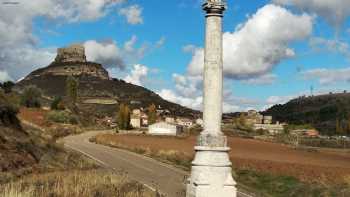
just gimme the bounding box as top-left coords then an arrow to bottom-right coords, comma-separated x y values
186,135 -> 237,197
186,1 -> 237,196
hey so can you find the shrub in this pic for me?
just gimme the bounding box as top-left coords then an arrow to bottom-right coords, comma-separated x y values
20,86 -> 42,108
46,111 -> 78,124
2,81 -> 15,93
0,91 -> 20,127
51,97 -> 65,110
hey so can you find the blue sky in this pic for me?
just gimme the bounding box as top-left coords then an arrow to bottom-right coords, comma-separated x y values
1,0 -> 350,112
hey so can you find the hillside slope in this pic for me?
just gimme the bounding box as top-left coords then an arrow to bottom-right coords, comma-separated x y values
16,74 -> 199,119
0,93 -> 94,183
15,44 -> 199,120
0,95 -> 38,173
264,92 -> 350,134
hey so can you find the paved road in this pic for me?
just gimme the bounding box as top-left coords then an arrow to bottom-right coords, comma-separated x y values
62,131 -> 253,197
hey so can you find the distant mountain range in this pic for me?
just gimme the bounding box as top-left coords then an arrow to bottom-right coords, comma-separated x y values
263,92 -> 350,135
15,44 -> 199,121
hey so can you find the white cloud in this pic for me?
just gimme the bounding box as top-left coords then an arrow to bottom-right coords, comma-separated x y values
0,0 -> 125,80
302,67 -> 350,85
84,40 -> 125,69
182,45 -> 197,53
266,95 -> 294,105
273,0 -> 350,28
158,73 -> 264,113
160,4 -> 313,112
309,37 -> 350,58
242,74 -> 277,85
172,74 -> 202,98
0,70 -> 13,82
124,64 -> 148,86
118,4 -> 143,25
158,89 -> 203,111
155,37 -> 166,48
187,4 -> 313,79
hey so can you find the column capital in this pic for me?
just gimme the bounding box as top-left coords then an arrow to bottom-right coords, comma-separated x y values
202,0 -> 227,16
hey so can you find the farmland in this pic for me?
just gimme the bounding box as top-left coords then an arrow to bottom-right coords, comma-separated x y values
94,134 -> 350,184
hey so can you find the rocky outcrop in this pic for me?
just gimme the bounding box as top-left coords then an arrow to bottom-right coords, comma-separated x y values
24,44 -> 109,81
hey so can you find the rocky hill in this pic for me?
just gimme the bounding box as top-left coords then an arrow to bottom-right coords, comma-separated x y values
16,44 -> 199,121
263,92 -> 350,135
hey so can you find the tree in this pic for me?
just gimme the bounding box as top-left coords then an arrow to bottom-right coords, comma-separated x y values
2,81 -> 15,93
336,118 -> 345,135
20,86 -> 42,108
347,118 -> 350,136
117,103 -> 131,130
147,103 -> 157,125
51,96 -> 65,110
66,76 -> 79,104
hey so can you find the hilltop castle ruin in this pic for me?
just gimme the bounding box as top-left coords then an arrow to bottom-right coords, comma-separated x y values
25,44 -> 109,80
55,44 -> 87,63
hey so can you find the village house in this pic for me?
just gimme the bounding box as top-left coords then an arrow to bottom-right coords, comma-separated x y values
253,122 -> 284,135
196,118 -> 204,127
176,118 -> 194,127
245,110 -> 285,135
245,110 -> 263,125
130,109 -> 148,128
148,122 -> 183,136
141,114 -> 148,127
165,116 -> 176,124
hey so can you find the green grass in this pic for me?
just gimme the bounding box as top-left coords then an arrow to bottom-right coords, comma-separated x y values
235,170 -> 350,197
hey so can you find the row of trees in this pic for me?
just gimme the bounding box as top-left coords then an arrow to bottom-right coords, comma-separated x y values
117,103 -> 157,130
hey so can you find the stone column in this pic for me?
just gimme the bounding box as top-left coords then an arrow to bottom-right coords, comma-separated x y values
186,1 -> 237,197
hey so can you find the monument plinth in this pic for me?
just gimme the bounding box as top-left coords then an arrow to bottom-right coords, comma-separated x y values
186,1 -> 237,196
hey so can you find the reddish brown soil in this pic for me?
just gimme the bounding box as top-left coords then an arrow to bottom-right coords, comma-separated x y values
96,134 -> 350,184
18,108 -> 49,127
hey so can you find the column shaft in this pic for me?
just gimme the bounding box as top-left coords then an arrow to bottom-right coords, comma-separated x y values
203,15 -> 223,136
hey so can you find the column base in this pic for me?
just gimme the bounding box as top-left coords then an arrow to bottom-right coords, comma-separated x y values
186,136 -> 237,197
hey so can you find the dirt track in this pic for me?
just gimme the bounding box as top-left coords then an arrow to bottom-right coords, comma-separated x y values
96,134 -> 350,184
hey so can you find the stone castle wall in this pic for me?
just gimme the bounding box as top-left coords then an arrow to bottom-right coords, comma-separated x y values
55,44 -> 87,63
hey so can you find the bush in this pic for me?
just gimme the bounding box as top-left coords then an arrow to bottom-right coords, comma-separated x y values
0,91 -> 20,127
51,97 -> 65,110
1,81 -> 15,93
20,86 -> 42,108
46,111 -> 78,124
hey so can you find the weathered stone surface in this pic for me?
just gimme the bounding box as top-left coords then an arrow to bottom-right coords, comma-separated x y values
187,1 -> 237,196
55,44 -> 87,63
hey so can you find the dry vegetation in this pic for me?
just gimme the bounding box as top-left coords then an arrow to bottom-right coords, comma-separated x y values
0,170 -> 155,197
1,99 -> 155,197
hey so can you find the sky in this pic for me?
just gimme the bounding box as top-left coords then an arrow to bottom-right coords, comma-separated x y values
1,0 -> 350,112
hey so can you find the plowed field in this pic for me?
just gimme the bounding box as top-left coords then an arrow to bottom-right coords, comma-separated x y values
95,134 -> 350,184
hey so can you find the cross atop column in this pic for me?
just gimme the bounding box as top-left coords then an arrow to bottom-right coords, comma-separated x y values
202,0 -> 227,15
